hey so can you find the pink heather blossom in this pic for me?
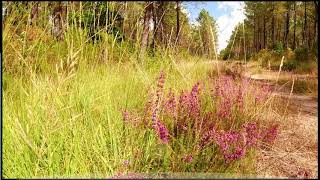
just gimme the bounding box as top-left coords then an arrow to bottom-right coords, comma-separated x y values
122,111 -> 129,122
222,146 -> 246,163
214,75 -> 240,120
123,160 -> 130,167
217,98 -> 232,119
183,154 -> 193,163
151,110 -> 158,122
235,85 -> 244,111
189,82 -> 201,118
200,126 -> 216,148
153,120 -> 169,144
152,71 -> 166,123
242,122 -> 260,147
164,88 -> 176,116
215,131 -> 246,163
178,90 -> 189,113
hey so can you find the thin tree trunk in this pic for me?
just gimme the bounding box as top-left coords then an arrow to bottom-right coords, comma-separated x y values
303,1 -> 307,47
159,1 -> 165,44
284,2 -> 290,49
263,15 -> 266,49
253,17 -> 256,52
293,1 -> 296,49
278,22 -> 281,43
176,1 -> 180,46
308,20 -> 312,48
258,19 -> 261,50
151,2 -> 157,52
139,2 -> 153,59
51,2 -> 65,40
315,2 -> 319,46
272,2 -> 275,47
30,2 -> 39,25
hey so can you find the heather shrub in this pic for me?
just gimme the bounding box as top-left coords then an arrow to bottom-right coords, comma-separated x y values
122,71 -> 279,173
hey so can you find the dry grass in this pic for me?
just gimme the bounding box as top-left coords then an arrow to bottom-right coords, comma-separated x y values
256,92 -> 318,178
235,59 -> 319,179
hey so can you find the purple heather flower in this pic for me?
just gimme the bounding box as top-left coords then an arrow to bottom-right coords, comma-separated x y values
179,90 -> 189,110
123,160 -> 130,167
123,111 -> 129,122
153,120 -> 169,144
189,82 -> 201,118
152,71 -> 166,123
200,126 -> 216,148
164,88 -> 177,116
242,122 -> 260,147
215,130 -> 246,163
151,110 -> 158,122
235,85 -> 244,111
217,98 -> 232,119
183,154 -> 193,163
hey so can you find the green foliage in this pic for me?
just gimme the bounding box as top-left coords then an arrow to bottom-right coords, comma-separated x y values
67,2 -> 125,42
273,42 -> 284,54
255,48 -> 316,73
220,49 -> 234,60
221,1 -> 317,63
281,60 -> 298,71
196,9 -> 218,59
294,47 -> 309,62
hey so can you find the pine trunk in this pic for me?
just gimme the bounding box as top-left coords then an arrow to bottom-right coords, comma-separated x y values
253,17 -> 256,52
284,2 -> 290,49
139,2 -> 153,59
303,1 -> 307,47
271,2 -> 275,47
30,2 -> 39,25
293,2 -> 296,49
52,2 -> 64,40
315,2 -> 319,46
176,1 -> 180,46
263,15 -> 266,49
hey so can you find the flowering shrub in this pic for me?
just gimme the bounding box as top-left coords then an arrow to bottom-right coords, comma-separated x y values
122,71 -> 278,168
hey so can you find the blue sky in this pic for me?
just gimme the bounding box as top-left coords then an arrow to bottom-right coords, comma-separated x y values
184,1 -> 245,52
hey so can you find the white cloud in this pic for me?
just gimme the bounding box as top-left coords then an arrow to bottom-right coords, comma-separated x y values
216,1 -> 245,52
181,5 -> 190,19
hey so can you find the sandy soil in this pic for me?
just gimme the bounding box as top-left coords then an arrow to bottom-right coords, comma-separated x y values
247,70 -> 318,179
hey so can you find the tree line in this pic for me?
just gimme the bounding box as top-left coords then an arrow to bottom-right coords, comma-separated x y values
2,1 -> 219,60
221,1 -> 318,60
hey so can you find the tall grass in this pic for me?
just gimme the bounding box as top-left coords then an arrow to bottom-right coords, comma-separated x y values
3,3 -> 279,178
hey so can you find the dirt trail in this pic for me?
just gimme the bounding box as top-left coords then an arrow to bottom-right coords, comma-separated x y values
245,68 -> 318,179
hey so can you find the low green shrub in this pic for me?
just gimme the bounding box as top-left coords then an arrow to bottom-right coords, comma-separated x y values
272,42 -> 284,54
294,47 -> 309,62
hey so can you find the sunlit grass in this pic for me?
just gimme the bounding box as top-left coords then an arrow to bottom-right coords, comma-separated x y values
2,3 -> 288,179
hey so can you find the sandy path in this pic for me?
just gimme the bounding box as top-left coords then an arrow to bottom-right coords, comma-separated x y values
247,71 -> 318,178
